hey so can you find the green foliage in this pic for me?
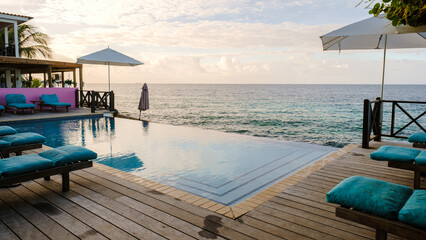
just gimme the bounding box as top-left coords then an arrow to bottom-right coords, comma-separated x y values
31,78 -> 42,88
360,0 -> 426,27
64,79 -> 73,86
0,24 -> 52,58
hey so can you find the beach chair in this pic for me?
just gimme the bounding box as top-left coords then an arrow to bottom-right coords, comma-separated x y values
40,94 -> 71,112
0,132 -> 46,158
0,105 -> 4,115
326,176 -> 426,240
5,94 -> 36,114
0,145 -> 96,192
408,132 -> 426,148
370,145 -> 426,189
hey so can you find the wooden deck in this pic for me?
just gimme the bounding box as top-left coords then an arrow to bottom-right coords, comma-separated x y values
0,141 -> 421,239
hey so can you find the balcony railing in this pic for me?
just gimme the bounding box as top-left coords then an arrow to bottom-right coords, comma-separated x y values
79,90 -> 115,113
362,98 -> 426,148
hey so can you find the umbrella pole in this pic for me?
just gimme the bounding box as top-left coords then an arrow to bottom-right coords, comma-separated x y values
380,34 -> 387,100
139,111 -> 141,120
108,62 -> 111,92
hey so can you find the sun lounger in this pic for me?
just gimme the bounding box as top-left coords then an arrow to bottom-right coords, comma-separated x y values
5,94 -> 35,114
327,176 -> 426,240
0,145 -> 96,192
0,126 -> 17,136
370,145 -> 426,188
0,132 -> 46,158
0,105 -> 4,115
408,132 -> 426,148
40,94 -> 71,112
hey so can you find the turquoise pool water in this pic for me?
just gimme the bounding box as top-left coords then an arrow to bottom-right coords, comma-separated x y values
6,116 -> 337,206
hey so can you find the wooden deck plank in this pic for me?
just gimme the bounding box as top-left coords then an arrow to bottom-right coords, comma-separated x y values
0,188 -> 78,240
25,180 -> 138,240
71,169 -> 226,240
0,217 -> 20,240
83,166 -> 279,240
34,178 -> 166,240
0,198 -> 48,240
49,174 -> 197,240
9,184 -> 107,240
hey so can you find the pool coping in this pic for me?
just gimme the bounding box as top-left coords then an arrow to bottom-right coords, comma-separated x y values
92,143 -> 358,219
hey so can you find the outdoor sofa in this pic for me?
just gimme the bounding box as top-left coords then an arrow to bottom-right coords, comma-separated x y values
370,145 -> 426,189
0,126 -> 46,158
327,176 -> 426,240
40,94 -> 71,112
0,145 -> 96,192
5,94 -> 36,114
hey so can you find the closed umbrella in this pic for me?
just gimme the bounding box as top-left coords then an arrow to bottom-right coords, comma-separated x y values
320,14 -> 426,99
77,47 -> 143,92
138,83 -> 149,120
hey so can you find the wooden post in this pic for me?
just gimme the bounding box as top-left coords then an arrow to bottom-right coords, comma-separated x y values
43,73 -> 46,88
362,99 -> 371,149
73,69 -> 77,88
61,71 -> 65,87
28,73 -> 32,88
47,65 -> 52,88
12,69 -> 17,88
373,97 -> 382,142
79,67 -> 83,90
109,91 -> 115,111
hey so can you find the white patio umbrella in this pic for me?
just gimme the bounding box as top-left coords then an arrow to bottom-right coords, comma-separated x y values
320,14 -> 426,99
77,47 -> 143,92
138,83 -> 149,120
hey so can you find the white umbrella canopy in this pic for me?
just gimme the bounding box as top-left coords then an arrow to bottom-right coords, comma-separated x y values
77,47 -> 143,91
320,14 -> 426,99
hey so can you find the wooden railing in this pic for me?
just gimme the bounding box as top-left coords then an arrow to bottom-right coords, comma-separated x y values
79,90 -> 115,113
362,99 -> 426,148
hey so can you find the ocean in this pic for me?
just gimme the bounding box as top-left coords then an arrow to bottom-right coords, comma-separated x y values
85,84 -> 426,148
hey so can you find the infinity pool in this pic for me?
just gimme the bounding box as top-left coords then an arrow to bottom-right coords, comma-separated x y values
6,116 -> 337,206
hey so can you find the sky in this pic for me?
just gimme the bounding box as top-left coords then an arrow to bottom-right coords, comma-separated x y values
1,0 -> 425,85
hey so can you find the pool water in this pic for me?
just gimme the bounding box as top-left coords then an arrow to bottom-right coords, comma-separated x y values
6,116 -> 337,206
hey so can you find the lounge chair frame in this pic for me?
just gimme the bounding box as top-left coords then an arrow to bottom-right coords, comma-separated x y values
0,143 -> 43,158
336,206 -> 426,240
0,161 -> 93,192
5,105 -> 35,114
40,102 -> 69,112
388,161 -> 426,189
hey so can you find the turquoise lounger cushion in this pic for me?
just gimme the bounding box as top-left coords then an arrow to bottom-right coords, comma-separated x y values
41,94 -> 71,107
44,102 -> 71,107
41,94 -> 59,103
0,154 -> 54,177
415,151 -> 426,166
326,176 -> 412,219
398,190 -> 426,229
0,140 -> 11,148
39,145 -> 97,166
1,132 -> 46,147
370,145 -> 420,163
5,94 -> 26,104
0,126 -> 17,136
7,103 -> 36,109
408,132 -> 426,143
0,105 -> 4,110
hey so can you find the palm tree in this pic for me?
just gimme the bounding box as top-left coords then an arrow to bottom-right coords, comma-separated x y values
0,24 -> 52,58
